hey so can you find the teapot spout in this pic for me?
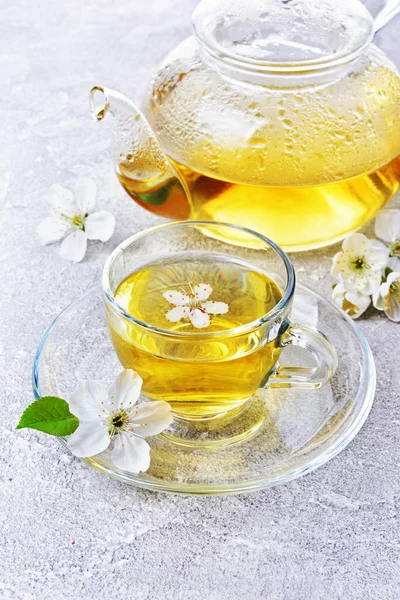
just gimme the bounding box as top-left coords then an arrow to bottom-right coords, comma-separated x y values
89,86 -> 191,219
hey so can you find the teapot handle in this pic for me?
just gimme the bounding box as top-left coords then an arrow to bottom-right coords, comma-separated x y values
374,0 -> 400,32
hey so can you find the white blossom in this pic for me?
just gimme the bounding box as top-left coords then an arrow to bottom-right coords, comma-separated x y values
372,271 -> 400,322
331,233 -> 388,295
67,370 -> 172,474
163,284 -> 228,329
332,282 -> 371,319
37,178 -> 115,262
375,209 -> 400,271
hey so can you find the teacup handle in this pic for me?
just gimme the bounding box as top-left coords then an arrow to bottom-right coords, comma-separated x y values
267,322 -> 338,390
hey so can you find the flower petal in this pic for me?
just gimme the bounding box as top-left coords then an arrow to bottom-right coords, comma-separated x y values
373,272 -> 400,322
333,283 -> 370,319
388,256 -> 400,272
344,291 -> 371,319
342,233 -> 368,255
49,184 -> 75,217
372,288 -> 385,311
332,282 -> 346,305
356,273 -> 378,295
128,401 -> 173,436
165,306 -> 191,322
375,210 -> 400,243
68,379 -> 108,421
382,277 -> 400,322
368,239 -> 390,269
190,308 -> 210,328
67,420 -> 110,458
163,291 -> 190,306
108,369 -> 143,410
84,211 -> 115,241
357,268 -> 384,295
387,307 -> 400,321
37,216 -> 70,245
194,284 -> 212,301
331,251 -> 350,281
380,283 -> 391,298
386,271 -> 400,286
385,295 -> 400,322
75,177 -> 97,214
201,301 -> 229,315
60,230 -> 87,262
111,433 -> 151,473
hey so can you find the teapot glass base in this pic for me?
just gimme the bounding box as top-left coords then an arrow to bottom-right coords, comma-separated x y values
178,155 -> 400,253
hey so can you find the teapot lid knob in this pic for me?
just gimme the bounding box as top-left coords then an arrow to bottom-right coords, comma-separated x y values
193,0 -> 374,72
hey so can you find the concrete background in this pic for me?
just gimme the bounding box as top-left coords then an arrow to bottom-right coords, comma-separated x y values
1,0 -> 399,598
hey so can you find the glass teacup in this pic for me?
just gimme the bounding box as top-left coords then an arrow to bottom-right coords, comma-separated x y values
103,222 -> 337,424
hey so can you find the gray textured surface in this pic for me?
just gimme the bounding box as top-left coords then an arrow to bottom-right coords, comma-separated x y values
1,1 -> 399,598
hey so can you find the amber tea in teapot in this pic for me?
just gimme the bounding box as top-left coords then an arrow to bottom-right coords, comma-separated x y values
92,0 -> 400,251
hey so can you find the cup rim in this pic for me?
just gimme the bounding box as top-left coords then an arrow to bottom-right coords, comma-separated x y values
102,221 -> 295,337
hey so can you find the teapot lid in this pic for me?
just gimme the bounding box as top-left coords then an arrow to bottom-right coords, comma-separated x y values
193,0 -> 374,71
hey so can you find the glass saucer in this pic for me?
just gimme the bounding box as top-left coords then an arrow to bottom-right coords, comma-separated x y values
32,285 -> 375,496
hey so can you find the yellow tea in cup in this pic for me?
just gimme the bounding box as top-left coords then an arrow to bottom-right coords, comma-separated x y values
109,256 -> 283,420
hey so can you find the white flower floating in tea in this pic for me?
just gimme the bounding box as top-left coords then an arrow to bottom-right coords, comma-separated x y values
163,283 -> 229,329
331,233 -> 389,295
37,177 -> 115,262
372,271 -> 400,322
331,211 -> 400,321
66,370 -> 172,473
375,209 -> 400,272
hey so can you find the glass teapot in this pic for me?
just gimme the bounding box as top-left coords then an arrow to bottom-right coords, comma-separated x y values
90,0 -> 400,251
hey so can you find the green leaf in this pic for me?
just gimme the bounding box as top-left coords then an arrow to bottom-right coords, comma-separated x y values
16,396 -> 79,437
